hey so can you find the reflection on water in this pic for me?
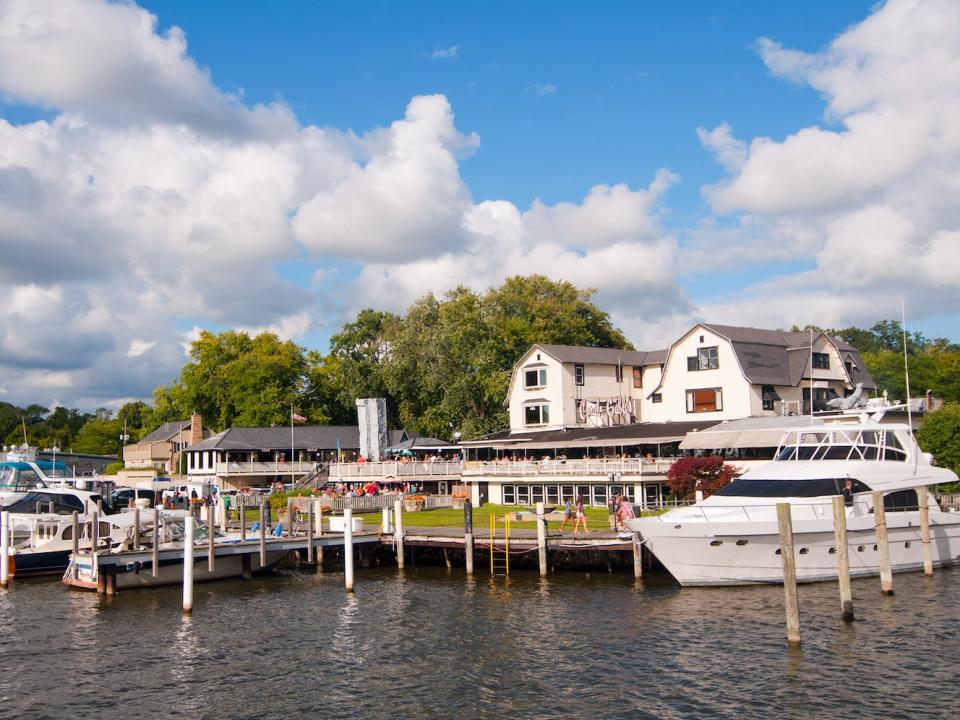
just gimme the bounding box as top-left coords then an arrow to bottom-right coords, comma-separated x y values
1,566 -> 959,719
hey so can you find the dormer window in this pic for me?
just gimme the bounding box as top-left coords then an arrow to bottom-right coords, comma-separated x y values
524,368 -> 547,388
687,346 -> 719,371
812,352 -> 830,370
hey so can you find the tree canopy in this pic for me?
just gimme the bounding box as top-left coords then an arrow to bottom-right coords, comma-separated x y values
917,404 -> 960,489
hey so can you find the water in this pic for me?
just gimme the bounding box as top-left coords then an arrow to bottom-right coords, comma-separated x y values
1,565 -> 958,720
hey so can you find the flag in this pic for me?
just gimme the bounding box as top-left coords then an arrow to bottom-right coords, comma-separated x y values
291,410 -> 307,423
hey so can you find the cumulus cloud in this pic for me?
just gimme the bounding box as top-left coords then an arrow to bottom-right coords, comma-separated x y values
691,0 -> 960,334
431,45 -> 459,59
530,83 -> 558,96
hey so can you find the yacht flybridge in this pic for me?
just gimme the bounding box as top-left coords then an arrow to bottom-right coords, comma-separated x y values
626,411 -> 960,586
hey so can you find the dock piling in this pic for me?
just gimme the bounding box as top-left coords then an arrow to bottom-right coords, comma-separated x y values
464,500 -> 474,575
776,502 -> 801,647
259,498 -> 267,569
632,533 -> 643,579
219,494 -> 228,533
315,499 -> 324,569
306,501 -> 315,564
0,510 -> 9,589
183,515 -> 194,614
919,485 -> 933,576
152,508 -> 159,578
240,496 -> 247,542
92,510 -> 99,552
832,496 -> 854,621
872,491 -> 894,595
207,507 -> 215,573
394,499 -> 405,569
382,507 -> 391,535
536,501 -> 547,576
133,508 -> 141,552
72,511 -> 79,580
344,507 -> 355,592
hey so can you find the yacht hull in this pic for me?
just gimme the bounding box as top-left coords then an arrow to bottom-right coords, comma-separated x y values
629,511 -> 960,586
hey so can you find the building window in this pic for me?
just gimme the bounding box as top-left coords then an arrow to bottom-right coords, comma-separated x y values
546,485 -> 559,504
516,485 -> 531,504
812,352 -> 830,370
503,485 -> 515,504
686,388 -> 723,413
633,367 -> 642,388
615,364 -> 623,383
688,346 -> 719,371
651,393 -> 663,403
524,404 -> 550,426
524,368 -> 547,388
761,385 -> 780,411
575,363 -> 584,386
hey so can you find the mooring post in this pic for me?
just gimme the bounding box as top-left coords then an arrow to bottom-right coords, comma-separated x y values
241,553 -> 251,580
633,533 -> 643,578
92,510 -> 99,552
464,500 -> 474,575
105,565 -> 117,596
344,507 -> 355,592
918,485 -> 933,576
315,499 -> 324,569
258,498 -> 267,569
183,514 -> 194,614
307,501 -> 315,564
286,498 -> 294,538
832,495 -> 854,621
872,491 -> 894,595
219,494 -> 228,533
240,496 -> 247,542
152,508 -> 160,578
133,508 -> 141,552
382,507 -> 391,535
0,509 -> 9,589
394,498 -> 405,569
536,501 -> 548,576
776,502 -> 801,647
72,511 -> 80,580
207,506 -> 215,573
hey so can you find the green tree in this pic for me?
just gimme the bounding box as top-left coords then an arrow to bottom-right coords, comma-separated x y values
917,404 -> 960,489
73,416 -> 124,455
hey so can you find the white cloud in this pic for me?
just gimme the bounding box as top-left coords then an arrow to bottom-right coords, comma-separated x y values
126,340 -> 156,358
431,45 -> 459,59
531,83 -> 558,96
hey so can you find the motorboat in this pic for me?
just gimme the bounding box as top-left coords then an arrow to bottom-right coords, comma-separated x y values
62,519 -> 286,590
626,412 -> 960,586
1,447 -> 106,512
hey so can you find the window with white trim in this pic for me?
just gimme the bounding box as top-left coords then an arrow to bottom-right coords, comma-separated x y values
686,387 -> 723,413
687,346 -> 719,371
574,363 -> 584,386
812,352 -> 830,370
524,368 -> 547,388
524,404 -> 550,426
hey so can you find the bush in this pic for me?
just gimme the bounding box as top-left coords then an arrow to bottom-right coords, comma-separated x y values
268,488 -> 318,510
103,461 -> 125,475
667,456 -> 738,501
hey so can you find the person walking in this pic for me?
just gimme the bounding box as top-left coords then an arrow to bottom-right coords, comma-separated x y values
574,495 -> 589,534
559,498 -> 574,531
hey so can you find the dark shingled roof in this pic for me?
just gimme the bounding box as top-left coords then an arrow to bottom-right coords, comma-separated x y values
700,324 -> 875,389
462,420 -> 716,448
138,420 -> 191,444
187,426 -> 362,452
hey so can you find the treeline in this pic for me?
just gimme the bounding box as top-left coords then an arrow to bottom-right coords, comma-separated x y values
9,278 -> 960,458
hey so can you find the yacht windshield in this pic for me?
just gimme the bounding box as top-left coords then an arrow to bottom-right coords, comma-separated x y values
714,478 -> 872,498
776,429 -> 908,462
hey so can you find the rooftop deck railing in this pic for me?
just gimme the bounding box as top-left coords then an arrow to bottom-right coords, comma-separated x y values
217,461 -> 318,476
462,458 -> 675,477
327,461 -> 463,479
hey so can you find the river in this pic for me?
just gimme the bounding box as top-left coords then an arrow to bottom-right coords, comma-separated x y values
1,564 -> 958,719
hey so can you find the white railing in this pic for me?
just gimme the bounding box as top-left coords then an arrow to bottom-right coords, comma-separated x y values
462,458 -> 671,477
328,461 -> 463,479
327,494 -> 455,512
217,461 -> 318,476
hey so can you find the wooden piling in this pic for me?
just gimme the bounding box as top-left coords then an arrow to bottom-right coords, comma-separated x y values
632,533 -> 643,578
92,510 -> 99,552
104,565 -> 117,596
832,495 -> 854,621
0,510 -> 9,589
464,500 -> 474,576
394,499 -> 405,569
207,506 -> 215,573
872,491 -> 894,595
241,553 -> 251,580
133,508 -> 141,552
72,511 -> 80,580
152,508 -> 160,578
536,501 -> 547,576
344,508 -> 355,592
183,515 -> 194,614
776,502 -> 801,647
259,498 -> 267,569
286,498 -> 294,538
306,501 -> 315,564
219,494 -> 228,533
918,485 -> 933,576
382,507 -> 391,535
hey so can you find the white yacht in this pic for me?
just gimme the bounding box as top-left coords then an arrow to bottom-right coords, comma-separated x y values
626,413 -> 960,586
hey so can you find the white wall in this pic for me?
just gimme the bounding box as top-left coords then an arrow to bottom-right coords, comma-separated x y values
507,350 -> 566,431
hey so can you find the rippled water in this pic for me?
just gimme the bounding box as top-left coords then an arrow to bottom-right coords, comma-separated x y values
1,563 -> 958,719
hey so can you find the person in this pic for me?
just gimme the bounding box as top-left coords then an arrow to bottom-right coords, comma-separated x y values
607,494 -> 618,531
618,495 -> 635,526
559,499 -> 574,531
223,492 -> 231,521
842,478 -> 855,507
574,495 -> 589,534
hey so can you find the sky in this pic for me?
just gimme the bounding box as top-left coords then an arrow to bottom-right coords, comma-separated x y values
1,0 -> 959,412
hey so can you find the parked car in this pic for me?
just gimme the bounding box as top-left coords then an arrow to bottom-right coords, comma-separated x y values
110,488 -> 158,509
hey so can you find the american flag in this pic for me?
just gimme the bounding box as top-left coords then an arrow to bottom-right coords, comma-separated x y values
291,410 -> 307,423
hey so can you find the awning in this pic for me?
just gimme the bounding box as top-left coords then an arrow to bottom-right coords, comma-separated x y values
680,428 -> 785,450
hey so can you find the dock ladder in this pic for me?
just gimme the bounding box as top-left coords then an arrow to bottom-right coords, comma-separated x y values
489,513 -> 510,576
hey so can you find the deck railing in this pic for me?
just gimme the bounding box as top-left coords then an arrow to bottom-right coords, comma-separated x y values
327,461 -> 463,479
218,461 -> 318,476
462,458 -> 674,477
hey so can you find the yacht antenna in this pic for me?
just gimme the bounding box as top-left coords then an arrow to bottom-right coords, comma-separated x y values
809,324 -> 815,425
901,301 -> 917,473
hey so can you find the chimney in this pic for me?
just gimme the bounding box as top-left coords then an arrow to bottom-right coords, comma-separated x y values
190,412 -> 203,446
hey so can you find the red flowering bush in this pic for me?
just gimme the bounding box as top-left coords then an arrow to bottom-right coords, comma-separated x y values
667,456 -> 739,501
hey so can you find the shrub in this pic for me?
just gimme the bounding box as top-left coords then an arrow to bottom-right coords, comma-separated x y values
667,456 -> 738,501
103,461 -> 125,475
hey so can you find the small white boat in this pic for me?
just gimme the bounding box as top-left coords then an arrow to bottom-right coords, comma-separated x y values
627,412 -> 960,586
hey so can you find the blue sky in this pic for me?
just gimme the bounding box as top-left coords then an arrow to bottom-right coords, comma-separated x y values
0,0 -> 957,409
